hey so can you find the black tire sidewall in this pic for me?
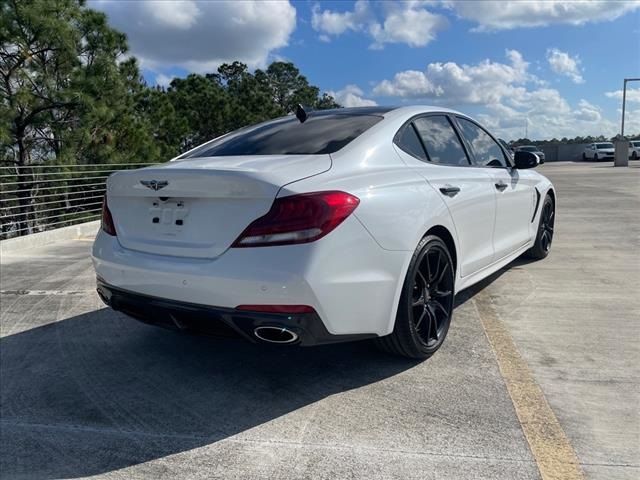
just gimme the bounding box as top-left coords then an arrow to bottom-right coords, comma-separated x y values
527,195 -> 554,260
394,235 -> 454,358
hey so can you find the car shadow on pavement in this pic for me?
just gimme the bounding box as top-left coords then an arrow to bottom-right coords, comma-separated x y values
0,309 -> 418,479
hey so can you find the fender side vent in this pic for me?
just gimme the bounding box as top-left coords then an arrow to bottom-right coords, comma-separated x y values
531,188 -> 541,223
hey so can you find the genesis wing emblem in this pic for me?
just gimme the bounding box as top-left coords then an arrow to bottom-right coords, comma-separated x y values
140,179 -> 169,191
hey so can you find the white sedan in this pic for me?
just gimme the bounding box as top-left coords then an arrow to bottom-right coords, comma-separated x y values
93,106 -> 555,359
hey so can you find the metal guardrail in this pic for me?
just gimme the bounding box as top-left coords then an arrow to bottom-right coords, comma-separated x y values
0,163 -> 156,240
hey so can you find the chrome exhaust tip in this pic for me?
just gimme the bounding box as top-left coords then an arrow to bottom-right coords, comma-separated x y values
254,326 -> 299,344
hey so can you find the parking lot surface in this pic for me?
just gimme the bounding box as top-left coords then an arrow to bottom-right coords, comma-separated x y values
1,162 -> 638,479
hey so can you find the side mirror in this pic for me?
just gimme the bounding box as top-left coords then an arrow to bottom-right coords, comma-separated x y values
513,150 -> 538,169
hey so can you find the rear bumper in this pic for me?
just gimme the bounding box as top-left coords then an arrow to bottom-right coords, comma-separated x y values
97,279 -> 374,346
92,216 -> 409,337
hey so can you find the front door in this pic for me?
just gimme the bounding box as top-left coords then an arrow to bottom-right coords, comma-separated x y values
454,117 -> 535,261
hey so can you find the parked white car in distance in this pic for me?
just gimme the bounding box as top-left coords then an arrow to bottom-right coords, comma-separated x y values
629,140 -> 640,160
93,106 -> 556,359
583,142 -> 615,161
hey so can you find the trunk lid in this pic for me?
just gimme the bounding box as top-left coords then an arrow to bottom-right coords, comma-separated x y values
107,155 -> 331,258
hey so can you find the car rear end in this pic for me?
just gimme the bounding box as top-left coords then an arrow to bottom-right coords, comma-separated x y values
92,109 -> 405,345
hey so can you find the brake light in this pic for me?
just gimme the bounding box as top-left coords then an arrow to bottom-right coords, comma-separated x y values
232,191 -> 360,247
101,195 -> 117,236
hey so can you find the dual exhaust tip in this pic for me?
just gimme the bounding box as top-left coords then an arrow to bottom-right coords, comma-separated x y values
253,326 -> 299,344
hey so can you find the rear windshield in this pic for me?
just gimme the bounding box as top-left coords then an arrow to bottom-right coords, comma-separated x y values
183,113 -> 383,157
596,143 -> 614,149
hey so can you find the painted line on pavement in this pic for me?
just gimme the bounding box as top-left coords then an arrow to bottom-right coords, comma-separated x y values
474,291 -> 585,480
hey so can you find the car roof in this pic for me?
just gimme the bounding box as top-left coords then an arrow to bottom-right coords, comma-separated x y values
311,105 -> 466,118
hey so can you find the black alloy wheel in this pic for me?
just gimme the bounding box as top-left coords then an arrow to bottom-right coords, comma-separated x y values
376,236 -> 455,359
526,195 -> 555,260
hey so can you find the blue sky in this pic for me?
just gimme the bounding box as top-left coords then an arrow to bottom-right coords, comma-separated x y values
92,0 -> 640,140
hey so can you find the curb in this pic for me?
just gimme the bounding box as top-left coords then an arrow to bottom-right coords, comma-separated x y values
0,221 -> 100,256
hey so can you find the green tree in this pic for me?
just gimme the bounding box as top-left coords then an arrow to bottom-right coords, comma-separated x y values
1,0 -> 157,234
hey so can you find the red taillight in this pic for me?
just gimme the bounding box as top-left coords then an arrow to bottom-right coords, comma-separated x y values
231,191 -> 360,248
101,195 -> 117,236
236,304 -> 316,314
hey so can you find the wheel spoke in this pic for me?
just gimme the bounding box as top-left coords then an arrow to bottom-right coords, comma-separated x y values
428,304 -> 439,340
541,231 -> 549,250
433,289 -> 452,298
415,309 -> 427,330
427,251 -> 438,283
412,295 -> 425,307
432,301 -> 449,322
416,269 -> 427,289
434,261 -> 449,286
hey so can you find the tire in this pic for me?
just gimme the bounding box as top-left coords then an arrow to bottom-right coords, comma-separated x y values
594,153 -> 599,161
526,195 -> 555,260
582,152 -> 586,161
375,235 -> 455,359
632,151 -> 638,160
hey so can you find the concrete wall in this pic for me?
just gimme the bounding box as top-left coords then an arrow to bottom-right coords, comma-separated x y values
0,220 -> 99,256
539,143 -> 590,162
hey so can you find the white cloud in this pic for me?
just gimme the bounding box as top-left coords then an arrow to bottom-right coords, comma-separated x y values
91,0 -> 296,71
372,50 -> 619,139
443,0 -> 640,31
546,48 -> 584,84
327,85 -> 377,107
154,73 -> 175,88
311,0 -> 369,35
573,99 -> 601,122
144,0 -> 200,30
373,49 -> 529,104
311,0 -> 448,48
373,70 -> 441,98
369,5 -> 448,48
605,88 -> 640,103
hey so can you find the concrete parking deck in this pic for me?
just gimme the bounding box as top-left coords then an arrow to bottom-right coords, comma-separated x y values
1,162 -> 638,479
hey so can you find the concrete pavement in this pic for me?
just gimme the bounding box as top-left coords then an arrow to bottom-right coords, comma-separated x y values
1,161 -> 638,479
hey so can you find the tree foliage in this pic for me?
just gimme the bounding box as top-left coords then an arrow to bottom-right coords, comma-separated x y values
0,0 -> 340,235
1,1 -> 340,169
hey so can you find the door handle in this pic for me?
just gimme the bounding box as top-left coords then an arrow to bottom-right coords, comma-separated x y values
439,185 -> 460,197
495,181 -> 508,191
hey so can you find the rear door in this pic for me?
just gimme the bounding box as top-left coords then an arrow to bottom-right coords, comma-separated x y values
393,114 -> 496,277
454,117 -> 535,261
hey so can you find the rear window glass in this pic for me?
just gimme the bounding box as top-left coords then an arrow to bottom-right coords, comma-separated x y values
395,124 -> 428,161
183,113 -> 383,157
413,116 -> 470,166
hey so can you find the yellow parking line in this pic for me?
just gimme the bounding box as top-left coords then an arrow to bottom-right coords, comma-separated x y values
474,292 -> 585,480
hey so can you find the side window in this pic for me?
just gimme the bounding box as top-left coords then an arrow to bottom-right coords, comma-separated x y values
456,118 -> 508,168
394,124 -> 428,161
413,116 -> 470,166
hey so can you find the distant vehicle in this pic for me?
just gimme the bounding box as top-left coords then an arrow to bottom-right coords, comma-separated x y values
515,145 -> 545,164
629,140 -> 640,160
583,142 -> 614,161
498,138 -> 515,159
